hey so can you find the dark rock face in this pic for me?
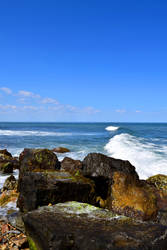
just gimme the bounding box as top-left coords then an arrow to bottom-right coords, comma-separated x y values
82,153 -> 138,179
0,149 -> 14,173
19,148 -> 60,175
0,149 -> 13,159
61,157 -> 82,174
1,175 -> 17,192
23,202 -> 167,250
52,147 -> 70,153
17,171 -> 96,212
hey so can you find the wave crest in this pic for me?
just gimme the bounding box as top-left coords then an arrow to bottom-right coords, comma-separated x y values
105,126 -> 119,131
104,133 -> 167,179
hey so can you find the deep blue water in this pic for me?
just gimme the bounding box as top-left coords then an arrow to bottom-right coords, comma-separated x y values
0,122 -> 167,179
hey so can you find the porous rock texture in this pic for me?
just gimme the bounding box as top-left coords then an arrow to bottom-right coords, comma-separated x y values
23,201 -> 167,250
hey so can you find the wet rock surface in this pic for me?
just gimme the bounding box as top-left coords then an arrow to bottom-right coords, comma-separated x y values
17,170 -> 96,212
23,201 -> 167,250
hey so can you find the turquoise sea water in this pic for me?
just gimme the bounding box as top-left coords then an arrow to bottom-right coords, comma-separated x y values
1,122 -> 167,180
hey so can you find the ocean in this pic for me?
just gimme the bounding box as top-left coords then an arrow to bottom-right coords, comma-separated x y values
1,122 -> 167,185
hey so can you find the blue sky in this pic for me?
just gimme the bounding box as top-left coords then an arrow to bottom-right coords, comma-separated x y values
0,0 -> 167,122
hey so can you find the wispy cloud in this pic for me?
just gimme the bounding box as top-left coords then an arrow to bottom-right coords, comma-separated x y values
135,110 -> 141,113
116,109 -> 126,113
0,87 -> 100,118
0,104 -> 17,111
18,90 -> 40,99
41,97 -> 59,105
0,87 -> 12,94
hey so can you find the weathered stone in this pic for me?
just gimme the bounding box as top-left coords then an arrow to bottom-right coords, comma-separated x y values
0,149 -> 13,160
0,149 -> 16,173
109,171 -> 157,221
52,147 -> 70,153
0,190 -> 18,207
147,174 -> 167,192
17,171 -> 96,212
82,153 -> 138,179
19,148 -> 60,175
1,175 -> 17,192
23,201 -> 167,250
146,175 -> 167,225
0,162 -> 13,174
7,211 -> 25,233
61,157 -> 82,174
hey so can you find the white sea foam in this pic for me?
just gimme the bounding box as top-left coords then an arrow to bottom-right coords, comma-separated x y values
0,130 -> 100,137
0,129 -> 73,136
105,126 -> 119,131
104,133 -> 167,179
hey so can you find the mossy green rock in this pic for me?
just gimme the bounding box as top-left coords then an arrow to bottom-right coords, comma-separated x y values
147,174 -> 167,192
23,201 -> 167,250
0,149 -> 14,173
19,148 -> 60,174
17,171 -> 96,212
2,175 -> 17,191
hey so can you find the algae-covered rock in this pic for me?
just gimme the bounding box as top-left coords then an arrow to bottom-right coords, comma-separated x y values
0,149 -> 18,173
19,148 -> 60,174
147,174 -> 167,192
52,147 -> 70,153
110,171 -> 157,220
0,190 -> 18,207
1,175 -> 17,192
0,149 -> 13,160
0,162 -> 13,173
17,171 -> 96,212
23,201 -> 167,250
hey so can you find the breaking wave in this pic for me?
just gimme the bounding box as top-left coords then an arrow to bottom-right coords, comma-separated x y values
104,133 -> 167,179
105,126 -> 119,131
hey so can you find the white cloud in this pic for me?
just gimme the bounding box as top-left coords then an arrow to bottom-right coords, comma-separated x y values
0,87 -> 12,94
41,98 -> 59,105
18,90 -> 40,99
0,104 -> 17,111
136,110 -> 141,113
83,106 -> 100,114
0,87 -> 101,118
22,106 -> 38,111
116,109 -> 126,113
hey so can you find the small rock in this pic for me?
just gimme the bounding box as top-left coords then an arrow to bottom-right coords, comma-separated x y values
2,175 -> 17,192
52,147 -> 70,153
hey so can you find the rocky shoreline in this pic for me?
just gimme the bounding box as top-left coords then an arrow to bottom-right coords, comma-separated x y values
0,148 -> 167,249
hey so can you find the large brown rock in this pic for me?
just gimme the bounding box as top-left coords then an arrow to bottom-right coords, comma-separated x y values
23,201 -> 167,250
82,153 -> 159,220
19,148 -> 60,175
109,171 -> 157,220
17,171 -> 96,212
